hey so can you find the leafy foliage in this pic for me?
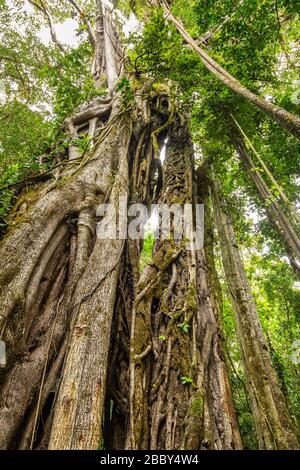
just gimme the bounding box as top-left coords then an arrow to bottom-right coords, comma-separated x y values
0,0 -> 98,229
140,231 -> 155,272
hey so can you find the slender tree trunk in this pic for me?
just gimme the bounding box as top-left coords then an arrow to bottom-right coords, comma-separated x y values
157,0 -> 300,139
210,175 -> 299,449
232,135 -> 300,277
230,115 -> 296,210
197,165 -> 242,448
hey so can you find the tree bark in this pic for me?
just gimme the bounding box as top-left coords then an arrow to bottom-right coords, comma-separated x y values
0,88 -> 170,449
210,175 -> 299,449
48,111 -> 132,449
232,135 -> 300,277
127,118 -> 242,450
0,0 -> 165,444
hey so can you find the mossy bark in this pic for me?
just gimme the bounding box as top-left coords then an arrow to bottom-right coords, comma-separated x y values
211,175 -> 299,449
232,135 -> 300,277
127,119 -> 242,450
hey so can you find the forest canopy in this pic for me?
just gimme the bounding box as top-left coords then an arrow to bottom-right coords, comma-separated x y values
0,0 -> 299,451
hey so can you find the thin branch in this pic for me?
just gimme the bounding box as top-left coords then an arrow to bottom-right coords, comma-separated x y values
134,343 -> 152,363
66,0 -> 96,47
28,0 -> 66,53
197,0 -> 245,46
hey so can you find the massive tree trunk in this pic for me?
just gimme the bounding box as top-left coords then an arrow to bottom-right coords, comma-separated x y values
0,0 -> 164,449
48,118 -> 131,450
0,82 -> 174,449
210,175 -> 299,449
0,99 -> 116,448
126,119 -> 242,450
157,0 -> 300,139
231,134 -> 300,277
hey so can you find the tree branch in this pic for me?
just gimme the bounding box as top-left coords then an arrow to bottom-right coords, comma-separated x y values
158,0 -> 300,139
197,0 -> 245,46
28,0 -> 66,53
66,0 -> 96,47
